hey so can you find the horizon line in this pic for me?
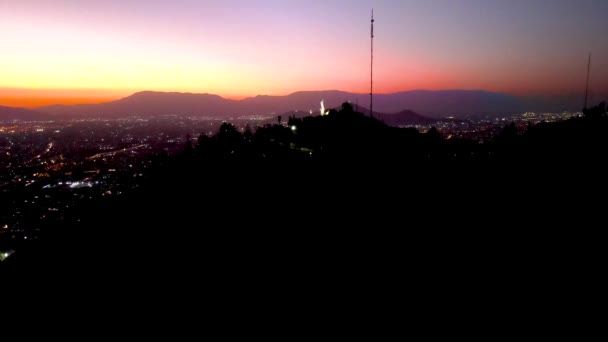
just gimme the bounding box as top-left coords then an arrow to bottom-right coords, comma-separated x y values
3,88 -> 496,109
2,88 -> 600,109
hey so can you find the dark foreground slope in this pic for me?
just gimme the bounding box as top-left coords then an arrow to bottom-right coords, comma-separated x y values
2,103 -> 607,276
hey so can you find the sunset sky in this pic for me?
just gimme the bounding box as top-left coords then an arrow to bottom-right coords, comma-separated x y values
1,0 -> 607,107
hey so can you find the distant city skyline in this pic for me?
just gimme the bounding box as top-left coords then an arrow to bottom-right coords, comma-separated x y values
1,0 -> 607,107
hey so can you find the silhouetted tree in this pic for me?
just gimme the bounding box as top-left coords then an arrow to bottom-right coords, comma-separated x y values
583,102 -> 606,118
215,122 -> 242,158
183,134 -> 193,155
243,124 -> 253,142
341,102 -> 354,113
496,122 -> 518,142
426,127 -> 441,140
196,133 -> 212,157
218,122 -> 240,140
278,115 -> 282,125
197,133 -> 210,146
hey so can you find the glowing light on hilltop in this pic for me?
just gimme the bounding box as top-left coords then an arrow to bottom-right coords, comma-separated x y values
320,99 -> 326,116
0,250 -> 15,262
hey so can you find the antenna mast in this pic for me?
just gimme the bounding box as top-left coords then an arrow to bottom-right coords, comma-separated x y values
370,9 -> 374,118
584,52 -> 591,110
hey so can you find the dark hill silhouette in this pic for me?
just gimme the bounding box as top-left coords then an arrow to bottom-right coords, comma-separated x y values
3,102 -> 606,278
34,89 -> 587,118
0,105 -> 45,121
356,107 -> 438,126
0,104 -> 608,280
375,109 -> 437,126
279,106 -> 436,126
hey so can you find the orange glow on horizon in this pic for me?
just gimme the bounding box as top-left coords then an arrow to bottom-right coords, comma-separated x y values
0,96 -> 121,108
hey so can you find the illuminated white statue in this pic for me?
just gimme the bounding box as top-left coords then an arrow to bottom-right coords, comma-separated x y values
320,99 -> 326,116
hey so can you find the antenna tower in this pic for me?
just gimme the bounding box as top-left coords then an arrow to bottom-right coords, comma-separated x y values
584,52 -> 592,110
370,9 -> 374,118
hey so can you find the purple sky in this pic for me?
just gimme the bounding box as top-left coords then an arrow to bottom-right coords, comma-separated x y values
1,0 -> 607,106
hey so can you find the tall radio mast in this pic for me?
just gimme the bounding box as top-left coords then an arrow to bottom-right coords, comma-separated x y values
584,52 -> 592,111
370,9 -> 375,118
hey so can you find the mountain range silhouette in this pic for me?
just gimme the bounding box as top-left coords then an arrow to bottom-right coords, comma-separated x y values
0,89 -> 595,120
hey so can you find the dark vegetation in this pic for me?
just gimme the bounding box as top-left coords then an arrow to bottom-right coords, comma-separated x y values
2,102 -> 606,273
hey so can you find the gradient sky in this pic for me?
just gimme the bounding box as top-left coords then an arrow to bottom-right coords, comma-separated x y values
1,0 -> 607,107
